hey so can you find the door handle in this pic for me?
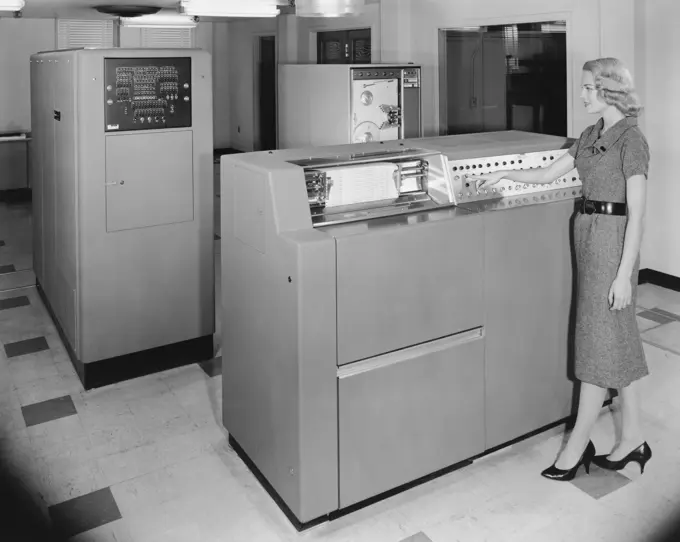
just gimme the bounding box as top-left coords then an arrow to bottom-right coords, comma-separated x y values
105,180 -> 125,186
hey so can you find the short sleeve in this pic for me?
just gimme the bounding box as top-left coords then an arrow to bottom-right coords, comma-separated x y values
621,130 -> 650,180
567,125 -> 593,158
567,133 -> 582,158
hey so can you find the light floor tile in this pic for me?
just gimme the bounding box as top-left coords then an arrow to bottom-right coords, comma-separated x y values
638,283 -> 680,313
642,321 -> 680,355
1,201 -> 680,542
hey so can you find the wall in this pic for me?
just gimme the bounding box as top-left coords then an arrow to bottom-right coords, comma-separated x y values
0,18 -> 230,147
638,0 -> 680,277
408,0 -> 617,139
212,22 -> 231,148
295,2 -> 381,63
227,18 -> 277,151
0,18 -> 56,133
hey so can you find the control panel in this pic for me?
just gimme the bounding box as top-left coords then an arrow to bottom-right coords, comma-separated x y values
449,149 -> 582,205
104,57 -> 192,132
352,67 -> 421,88
403,68 -> 421,88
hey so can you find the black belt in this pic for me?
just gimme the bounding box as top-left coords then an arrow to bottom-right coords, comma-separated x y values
580,197 -> 627,216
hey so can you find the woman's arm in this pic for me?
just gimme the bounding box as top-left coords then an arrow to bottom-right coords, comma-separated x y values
619,175 -> 647,278
609,174 -> 647,310
476,152 -> 576,188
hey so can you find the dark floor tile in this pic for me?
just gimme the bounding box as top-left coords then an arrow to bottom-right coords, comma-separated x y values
0,295 -> 30,311
399,533 -> 433,542
200,356 -> 222,377
638,310 -> 675,325
570,465 -> 631,499
649,307 -> 680,322
0,264 -> 16,275
4,336 -> 49,358
49,487 -> 122,538
21,395 -> 77,427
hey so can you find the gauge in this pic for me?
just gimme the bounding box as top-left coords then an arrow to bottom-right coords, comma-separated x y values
360,91 -> 373,106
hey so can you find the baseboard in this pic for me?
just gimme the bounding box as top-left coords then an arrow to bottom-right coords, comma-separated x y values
37,279 -> 213,390
639,268 -> 680,293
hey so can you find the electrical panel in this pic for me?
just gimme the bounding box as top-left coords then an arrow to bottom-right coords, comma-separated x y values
104,57 -> 192,132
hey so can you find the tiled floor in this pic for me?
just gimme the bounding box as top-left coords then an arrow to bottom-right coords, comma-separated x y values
2,182 -> 680,541
1,280 -> 680,541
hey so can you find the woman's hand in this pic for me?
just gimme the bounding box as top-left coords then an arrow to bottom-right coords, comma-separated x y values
468,170 -> 508,190
608,275 -> 632,311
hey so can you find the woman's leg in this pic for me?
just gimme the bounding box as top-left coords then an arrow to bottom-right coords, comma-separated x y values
555,382 -> 608,469
607,380 -> 645,460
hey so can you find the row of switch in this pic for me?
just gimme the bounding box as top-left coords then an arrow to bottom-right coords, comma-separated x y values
478,189 -> 584,209
455,176 -> 579,199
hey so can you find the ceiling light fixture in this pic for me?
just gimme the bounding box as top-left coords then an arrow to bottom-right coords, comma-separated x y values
0,0 -> 25,12
120,11 -> 198,28
294,0 -> 365,17
179,0 -> 281,18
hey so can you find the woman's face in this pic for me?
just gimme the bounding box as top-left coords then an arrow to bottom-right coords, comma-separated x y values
580,70 -> 607,115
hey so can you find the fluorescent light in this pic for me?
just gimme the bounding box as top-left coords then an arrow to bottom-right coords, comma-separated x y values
295,0 -> 365,17
0,0 -> 25,11
120,11 -> 198,29
180,0 -> 281,18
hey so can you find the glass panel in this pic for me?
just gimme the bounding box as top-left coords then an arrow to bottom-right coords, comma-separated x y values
353,38 -> 371,63
440,21 -> 567,137
324,40 -> 344,61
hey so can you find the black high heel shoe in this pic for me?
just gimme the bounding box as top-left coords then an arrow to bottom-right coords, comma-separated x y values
541,440 -> 596,481
592,442 -> 652,473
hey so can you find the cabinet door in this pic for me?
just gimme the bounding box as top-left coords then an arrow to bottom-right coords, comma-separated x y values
335,215 -> 484,365
483,201 -> 575,449
105,130 -> 194,232
338,329 -> 485,507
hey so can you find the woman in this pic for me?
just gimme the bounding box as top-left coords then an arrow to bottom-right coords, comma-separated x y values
470,57 -> 652,481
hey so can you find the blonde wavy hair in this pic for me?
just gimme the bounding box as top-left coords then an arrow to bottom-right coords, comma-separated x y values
583,58 -> 643,117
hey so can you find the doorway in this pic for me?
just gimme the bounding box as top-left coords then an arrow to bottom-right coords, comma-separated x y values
258,35 -> 277,151
0,136 -> 33,293
439,22 -> 567,137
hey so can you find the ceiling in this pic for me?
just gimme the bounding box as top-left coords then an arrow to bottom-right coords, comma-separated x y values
10,0 -> 379,20
15,1 -> 175,19
14,1 -> 294,19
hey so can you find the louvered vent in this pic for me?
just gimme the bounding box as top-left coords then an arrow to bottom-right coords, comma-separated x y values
141,28 -> 194,49
57,19 -> 114,49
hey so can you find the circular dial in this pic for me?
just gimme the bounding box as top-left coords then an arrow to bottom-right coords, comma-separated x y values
353,121 -> 380,143
360,91 -> 373,106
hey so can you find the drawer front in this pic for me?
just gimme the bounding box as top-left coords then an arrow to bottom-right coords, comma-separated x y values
335,214 -> 484,365
338,329 -> 485,508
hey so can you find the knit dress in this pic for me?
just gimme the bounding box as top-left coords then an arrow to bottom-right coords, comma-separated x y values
569,116 -> 651,389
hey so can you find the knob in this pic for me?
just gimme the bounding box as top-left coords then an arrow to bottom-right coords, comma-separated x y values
184,96 -> 190,102
183,83 -> 189,89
